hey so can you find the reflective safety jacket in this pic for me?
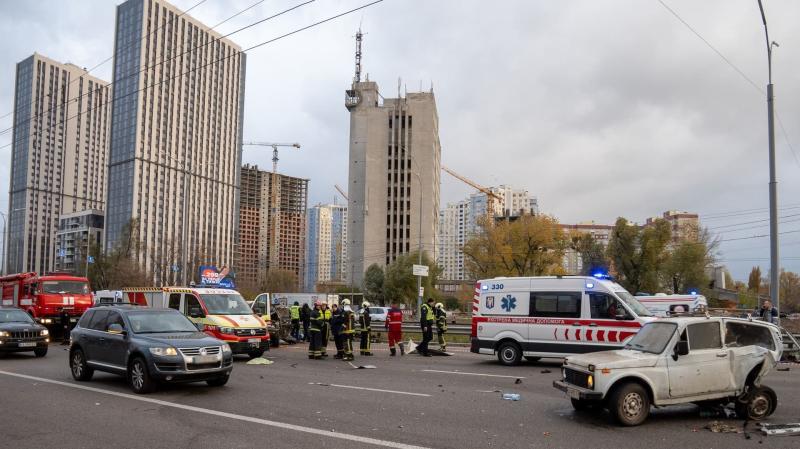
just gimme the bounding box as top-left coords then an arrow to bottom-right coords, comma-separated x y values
320,309 -> 331,327
385,307 -> 403,331
310,308 -> 323,331
436,308 -> 447,332
342,310 -> 356,334
359,309 -> 371,332
290,305 -> 300,320
420,303 -> 434,327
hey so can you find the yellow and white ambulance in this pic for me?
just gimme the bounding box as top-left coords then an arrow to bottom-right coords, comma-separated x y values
123,287 -> 270,358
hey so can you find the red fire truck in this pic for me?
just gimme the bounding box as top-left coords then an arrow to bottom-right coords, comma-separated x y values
0,272 -> 93,328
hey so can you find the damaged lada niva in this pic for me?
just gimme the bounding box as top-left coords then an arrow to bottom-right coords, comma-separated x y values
553,316 -> 782,426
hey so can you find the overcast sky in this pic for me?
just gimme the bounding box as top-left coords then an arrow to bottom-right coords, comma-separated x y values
1,0 -> 799,282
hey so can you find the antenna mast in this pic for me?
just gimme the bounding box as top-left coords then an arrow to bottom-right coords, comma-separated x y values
354,27 -> 363,85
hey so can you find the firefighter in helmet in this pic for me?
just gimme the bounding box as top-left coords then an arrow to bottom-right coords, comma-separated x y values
359,301 -> 373,356
435,302 -> 447,351
308,301 -> 324,360
340,299 -> 356,361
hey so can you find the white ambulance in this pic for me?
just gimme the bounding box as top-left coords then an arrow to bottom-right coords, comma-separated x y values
635,293 -> 708,317
470,275 -> 657,365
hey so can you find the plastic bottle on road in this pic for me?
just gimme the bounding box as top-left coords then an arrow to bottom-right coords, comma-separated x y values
502,393 -> 520,401
699,410 -> 718,418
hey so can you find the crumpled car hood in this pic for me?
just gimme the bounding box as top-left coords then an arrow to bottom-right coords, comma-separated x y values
567,349 -> 659,369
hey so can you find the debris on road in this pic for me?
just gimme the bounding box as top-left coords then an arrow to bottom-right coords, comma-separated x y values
477,390 -> 501,393
777,367 -> 790,371
705,421 -> 744,434
348,361 -> 376,369
542,432 -> 549,436
756,422 -> 800,436
540,369 -> 551,374
246,358 -> 274,365
515,378 -> 522,384
501,393 -> 520,401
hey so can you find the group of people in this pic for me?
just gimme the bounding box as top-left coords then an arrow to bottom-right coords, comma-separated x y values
287,298 -> 449,360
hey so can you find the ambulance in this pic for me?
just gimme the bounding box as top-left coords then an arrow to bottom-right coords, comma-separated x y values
470,275 -> 657,366
635,293 -> 708,317
122,287 -> 270,358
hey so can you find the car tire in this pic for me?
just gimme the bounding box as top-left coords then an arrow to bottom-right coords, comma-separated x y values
736,385 -> 777,420
524,356 -> 541,363
129,357 -> 156,394
70,349 -> 93,381
607,381 -> 650,426
206,376 -> 230,387
497,342 -> 522,366
34,348 -> 48,357
248,350 -> 265,359
571,398 -> 602,412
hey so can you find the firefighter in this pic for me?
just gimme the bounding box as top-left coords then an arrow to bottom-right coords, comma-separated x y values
319,302 -> 331,357
418,298 -> 435,357
308,301 -> 324,360
385,300 -> 405,356
59,307 -> 71,345
341,299 -> 356,361
435,302 -> 447,351
359,302 -> 373,356
331,303 -> 344,359
290,301 -> 301,339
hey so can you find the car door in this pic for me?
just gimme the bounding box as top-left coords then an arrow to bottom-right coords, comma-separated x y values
98,311 -> 129,368
527,290 -> 582,355
84,310 -> 110,362
667,321 -> 732,397
183,293 -> 205,330
167,293 -> 182,311
585,292 -> 632,351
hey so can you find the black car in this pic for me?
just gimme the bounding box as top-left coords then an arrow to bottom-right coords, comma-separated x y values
69,306 -> 233,394
0,307 -> 50,357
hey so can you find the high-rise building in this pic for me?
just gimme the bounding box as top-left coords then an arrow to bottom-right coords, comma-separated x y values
305,202 -> 348,292
438,200 -> 469,280
238,164 -> 308,288
468,184 -> 538,234
7,53 -> 111,274
644,210 -> 700,244
54,209 -> 106,273
560,222 -> 615,274
105,0 -> 246,284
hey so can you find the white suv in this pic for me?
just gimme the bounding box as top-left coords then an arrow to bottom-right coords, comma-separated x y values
554,316 -> 782,426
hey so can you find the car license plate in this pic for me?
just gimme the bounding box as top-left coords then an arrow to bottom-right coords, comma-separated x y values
248,338 -> 260,347
191,356 -> 217,364
19,342 -> 36,347
70,318 -> 78,322
568,387 -> 581,400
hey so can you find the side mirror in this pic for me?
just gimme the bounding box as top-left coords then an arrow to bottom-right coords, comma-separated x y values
676,340 -> 689,357
108,324 -> 126,335
189,307 -> 204,318
34,317 -> 42,323
615,308 -> 627,320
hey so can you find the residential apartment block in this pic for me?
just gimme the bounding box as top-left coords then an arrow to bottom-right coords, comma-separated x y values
305,202 -> 348,292
7,54 -> 110,274
105,0 -> 245,283
468,184 -> 539,234
54,209 -> 105,272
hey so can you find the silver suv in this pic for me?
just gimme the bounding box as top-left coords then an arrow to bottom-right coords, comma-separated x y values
554,316 -> 782,426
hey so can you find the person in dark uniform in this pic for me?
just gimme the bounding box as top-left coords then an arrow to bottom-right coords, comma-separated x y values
331,303 -> 345,359
308,301 -> 323,360
301,303 -> 311,342
59,307 -> 71,345
319,303 -> 331,357
418,298 -> 435,357
435,302 -> 447,351
341,299 -> 356,361
359,302 -> 373,356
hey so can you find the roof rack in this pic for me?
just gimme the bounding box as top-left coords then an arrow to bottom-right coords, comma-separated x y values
667,308 -> 756,319
96,301 -> 144,307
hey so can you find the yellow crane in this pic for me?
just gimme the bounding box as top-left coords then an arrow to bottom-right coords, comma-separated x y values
334,183 -> 348,201
441,165 -> 503,218
242,142 -> 301,174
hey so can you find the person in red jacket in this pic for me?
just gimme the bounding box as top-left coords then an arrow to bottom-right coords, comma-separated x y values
385,301 -> 405,356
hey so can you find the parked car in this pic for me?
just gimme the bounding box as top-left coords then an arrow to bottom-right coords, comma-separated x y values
69,306 -> 233,394
553,316 -> 782,426
359,307 -> 388,322
0,307 -> 50,357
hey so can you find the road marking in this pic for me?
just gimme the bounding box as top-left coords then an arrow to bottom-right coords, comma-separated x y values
310,382 -> 430,397
422,370 -> 525,379
0,371 -> 429,449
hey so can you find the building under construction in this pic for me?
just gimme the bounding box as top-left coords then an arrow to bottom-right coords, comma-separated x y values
238,164 -> 309,288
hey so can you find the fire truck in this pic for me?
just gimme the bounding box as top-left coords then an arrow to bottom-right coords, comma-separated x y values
0,272 -> 93,329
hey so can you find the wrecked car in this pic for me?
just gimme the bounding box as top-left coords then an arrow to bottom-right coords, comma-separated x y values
553,316 -> 782,426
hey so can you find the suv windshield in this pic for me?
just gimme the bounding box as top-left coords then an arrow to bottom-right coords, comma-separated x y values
0,309 -> 36,323
42,281 -> 90,294
616,291 -> 654,317
626,322 -> 677,354
201,294 -> 251,315
127,311 -> 199,333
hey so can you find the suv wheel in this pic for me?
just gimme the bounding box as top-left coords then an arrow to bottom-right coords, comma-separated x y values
71,349 -> 94,381
206,376 -> 229,387
497,342 -> 522,366
248,350 -> 265,359
34,348 -> 48,357
129,357 -> 156,394
608,381 -> 650,426
736,385 -> 777,420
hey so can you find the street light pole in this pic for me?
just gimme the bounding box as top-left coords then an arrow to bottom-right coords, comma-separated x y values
758,0 -> 780,317
401,146 -> 425,316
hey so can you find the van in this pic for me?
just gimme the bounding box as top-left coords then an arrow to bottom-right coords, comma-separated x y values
635,294 -> 708,317
470,275 -> 656,365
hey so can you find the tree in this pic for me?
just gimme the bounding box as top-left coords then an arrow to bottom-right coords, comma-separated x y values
103,218 -> 153,289
569,231 -> 609,276
779,269 -> 800,313
461,214 -> 568,279
723,267 -> 735,290
362,263 -> 385,305
660,242 -> 709,294
384,251 -> 441,309
260,269 -> 300,293
607,217 -> 671,294
748,266 -> 762,293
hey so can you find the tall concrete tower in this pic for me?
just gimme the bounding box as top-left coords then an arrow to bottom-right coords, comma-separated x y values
345,30 -> 441,287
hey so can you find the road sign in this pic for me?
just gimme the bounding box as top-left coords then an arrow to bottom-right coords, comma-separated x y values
87,256 -> 95,263
419,287 -> 424,297
412,265 -> 429,276
172,265 -> 179,271
58,250 -> 65,257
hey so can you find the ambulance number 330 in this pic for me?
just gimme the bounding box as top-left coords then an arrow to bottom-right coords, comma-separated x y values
490,284 -> 504,290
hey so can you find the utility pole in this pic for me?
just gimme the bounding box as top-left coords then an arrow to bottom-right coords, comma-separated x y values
758,0 -> 780,319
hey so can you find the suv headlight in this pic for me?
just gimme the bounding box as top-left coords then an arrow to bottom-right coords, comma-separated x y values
219,327 -> 235,335
0,331 -> 8,337
149,347 -> 178,356
41,329 -> 49,336
587,375 -> 594,389
222,343 -> 232,354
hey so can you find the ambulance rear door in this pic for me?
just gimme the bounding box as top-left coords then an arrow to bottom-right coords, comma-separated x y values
477,278 -> 531,347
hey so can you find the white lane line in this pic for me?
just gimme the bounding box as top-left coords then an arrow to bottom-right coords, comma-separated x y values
310,382 -> 430,397
422,370 -> 525,379
0,371 -> 429,449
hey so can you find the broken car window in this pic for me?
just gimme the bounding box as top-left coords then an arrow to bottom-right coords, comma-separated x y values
687,322 -> 722,350
626,322 -> 677,354
724,322 -> 775,351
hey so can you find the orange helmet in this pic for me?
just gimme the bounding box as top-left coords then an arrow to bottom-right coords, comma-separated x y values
313,300 -> 322,307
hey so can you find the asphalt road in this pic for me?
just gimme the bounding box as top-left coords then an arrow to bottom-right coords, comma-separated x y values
1,341 -> 799,448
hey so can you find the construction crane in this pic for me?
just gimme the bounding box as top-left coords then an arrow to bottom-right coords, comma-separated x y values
334,183 -> 348,201
242,142 -> 301,173
441,165 -> 503,219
